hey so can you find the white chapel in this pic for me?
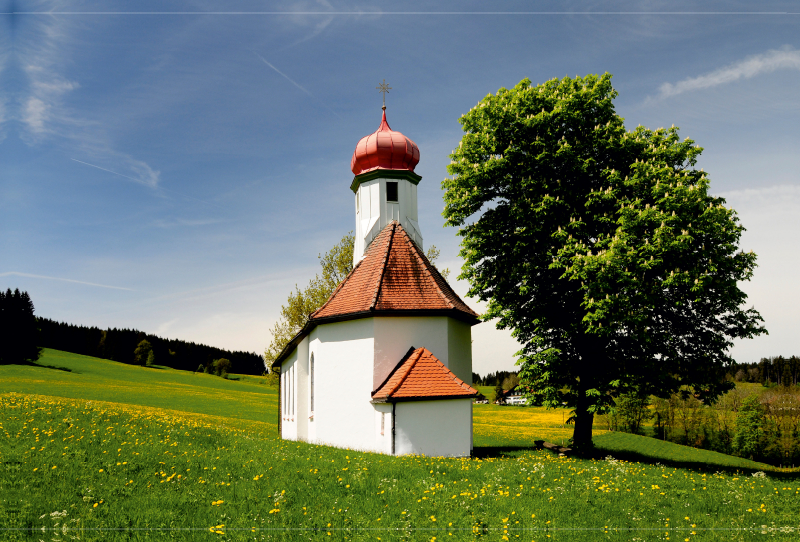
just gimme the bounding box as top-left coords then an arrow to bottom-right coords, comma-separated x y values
272,107 -> 479,457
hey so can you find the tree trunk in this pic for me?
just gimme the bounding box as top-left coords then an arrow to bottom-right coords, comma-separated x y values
572,383 -> 595,452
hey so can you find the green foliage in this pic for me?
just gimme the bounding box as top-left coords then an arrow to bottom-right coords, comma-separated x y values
494,381 -> 505,404
264,233 -> 354,368
212,358 -> 231,377
133,340 -> 152,366
425,244 -> 450,281
734,395 -> 768,460
501,373 -> 520,391
442,73 -> 767,448
610,393 -> 652,435
0,288 -> 41,364
145,350 -> 155,367
263,371 -> 279,387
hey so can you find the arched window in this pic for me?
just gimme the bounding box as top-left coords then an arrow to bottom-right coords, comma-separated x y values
310,353 -> 315,413
282,368 -> 286,416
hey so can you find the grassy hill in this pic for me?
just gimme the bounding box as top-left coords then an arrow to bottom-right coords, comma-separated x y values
2,349 -> 798,540
1,348 -> 277,427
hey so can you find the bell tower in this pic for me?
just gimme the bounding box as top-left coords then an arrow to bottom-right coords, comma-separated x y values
350,92 -> 422,265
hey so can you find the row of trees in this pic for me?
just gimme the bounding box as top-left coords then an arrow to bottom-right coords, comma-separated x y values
38,318 -> 264,375
0,289 -> 41,364
604,384 -> 800,466
472,370 -> 518,387
729,357 -> 800,387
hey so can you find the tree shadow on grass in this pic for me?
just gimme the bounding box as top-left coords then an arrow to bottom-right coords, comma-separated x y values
473,442 -> 800,479
589,445 -> 800,478
472,445 -> 541,459
5,360 -> 74,373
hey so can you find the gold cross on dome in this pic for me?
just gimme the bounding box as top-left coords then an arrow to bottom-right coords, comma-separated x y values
376,79 -> 391,110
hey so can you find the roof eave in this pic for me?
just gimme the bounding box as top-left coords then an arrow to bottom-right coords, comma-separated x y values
314,308 -> 481,327
350,169 -> 422,193
271,321 -> 316,368
370,394 -> 479,404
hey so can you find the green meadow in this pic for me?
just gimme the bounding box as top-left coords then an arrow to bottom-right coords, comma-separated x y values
2,349 -> 799,541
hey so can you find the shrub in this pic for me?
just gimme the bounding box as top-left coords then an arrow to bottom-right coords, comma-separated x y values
733,395 -> 767,460
610,393 -> 652,435
133,340 -> 152,366
212,358 -> 232,377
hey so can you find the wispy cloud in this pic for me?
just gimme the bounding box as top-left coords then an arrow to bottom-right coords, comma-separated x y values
0,25 -> 8,141
0,272 -> 133,291
654,46 -> 800,100
17,12 -> 161,187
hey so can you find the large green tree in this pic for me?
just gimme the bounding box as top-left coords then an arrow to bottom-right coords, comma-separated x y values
442,74 -> 766,449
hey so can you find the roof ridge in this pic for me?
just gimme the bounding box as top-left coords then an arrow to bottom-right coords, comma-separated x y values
372,345 -> 416,396
310,257 -> 365,319
369,221 -> 396,311
400,227 -> 455,310
384,347 -> 422,398
427,351 -> 475,393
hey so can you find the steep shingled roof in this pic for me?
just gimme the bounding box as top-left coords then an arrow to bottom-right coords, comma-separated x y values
372,347 -> 478,402
310,221 -> 479,323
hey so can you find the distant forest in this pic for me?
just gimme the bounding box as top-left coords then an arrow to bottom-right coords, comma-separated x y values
473,370 -> 518,387
37,317 -> 265,375
474,357 -> 800,389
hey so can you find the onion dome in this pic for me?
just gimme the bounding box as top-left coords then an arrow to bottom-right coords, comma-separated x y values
350,110 -> 420,175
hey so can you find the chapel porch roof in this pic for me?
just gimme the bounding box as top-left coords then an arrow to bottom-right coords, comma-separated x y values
371,346 -> 478,403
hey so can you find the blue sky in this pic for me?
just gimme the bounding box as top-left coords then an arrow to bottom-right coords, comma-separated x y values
2,1 -> 799,375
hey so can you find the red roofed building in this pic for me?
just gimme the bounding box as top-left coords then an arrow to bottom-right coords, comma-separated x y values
273,107 -> 479,457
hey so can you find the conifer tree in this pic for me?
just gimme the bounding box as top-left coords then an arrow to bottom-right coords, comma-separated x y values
0,288 -> 41,364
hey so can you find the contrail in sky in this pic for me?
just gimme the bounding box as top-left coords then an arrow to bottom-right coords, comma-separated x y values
71,158 -> 144,183
252,51 -> 313,96
251,51 -> 342,118
0,272 -> 133,291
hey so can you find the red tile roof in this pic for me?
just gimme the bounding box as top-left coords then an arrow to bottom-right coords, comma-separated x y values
310,222 -> 479,323
372,347 -> 478,402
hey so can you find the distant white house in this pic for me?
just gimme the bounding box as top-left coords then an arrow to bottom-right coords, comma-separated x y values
271,109 -> 480,457
498,386 -> 528,406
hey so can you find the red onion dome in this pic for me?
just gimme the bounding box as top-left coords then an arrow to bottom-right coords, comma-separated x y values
351,110 -> 420,176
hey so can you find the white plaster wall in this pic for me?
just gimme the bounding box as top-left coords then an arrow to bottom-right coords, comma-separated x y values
309,318 -> 381,452
373,316 -> 473,390
446,318 -> 473,384
354,177 -> 422,265
373,316 -> 448,390
373,403 -> 393,454
395,399 -> 473,457
280,315 -> 473,453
